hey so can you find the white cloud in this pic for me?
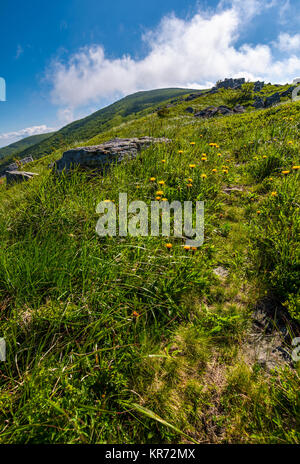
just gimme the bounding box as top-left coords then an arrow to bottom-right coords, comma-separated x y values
276,32 -> 300,51
0,125 -> 55,148
47,0 -> 300,113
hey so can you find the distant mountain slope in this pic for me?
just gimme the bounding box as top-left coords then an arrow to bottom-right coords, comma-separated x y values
0,132 -> 53,161
15,88 -> 197,160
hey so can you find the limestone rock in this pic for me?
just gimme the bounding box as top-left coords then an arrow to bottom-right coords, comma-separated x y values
54,137 -> 171,172
6,170 -> 38,185
194,105 -> 245,119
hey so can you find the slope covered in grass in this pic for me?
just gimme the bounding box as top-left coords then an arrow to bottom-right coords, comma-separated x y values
0,88 -> 299,444
0,132 -> 54,173
13,88 -> 198,162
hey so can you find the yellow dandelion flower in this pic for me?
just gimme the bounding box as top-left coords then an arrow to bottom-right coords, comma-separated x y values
287,141 -> 293,144
257,210 -> 261,214
263,155 -> 267,159
156,196 -> 161,200
190,142 -> 195,145
271,191 -> 277,197
165,243 -> 173,249
158,180 -> 165,185
162,198 -> 168,201
161,159 -> 166,163
187,183 -> 193,188
201,173 -> 207,179
217,153 -> 222,157
292,165 -> 300,170
222,169 -> 228,174
156,190 -> 164,195
212,168 -> 217,173
189,164 -> 196,168
282,170 -> 290,175
150,177 -> 156,182
188,178 -> 193,182
201,157 -> 207,161
178,150 -> 184,154
183,245 -> 191,251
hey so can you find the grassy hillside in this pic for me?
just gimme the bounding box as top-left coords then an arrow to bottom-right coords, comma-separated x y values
0,133 -> 53,167
14,88 -> 198,162
0,86 -> 299,444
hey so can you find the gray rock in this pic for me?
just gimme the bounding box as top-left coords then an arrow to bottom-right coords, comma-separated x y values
6,156 -> 34,172
6,170 -> 38,185
194,104 -> 245,119
213,266 -> 229,278
253,81 -> 265,92
265,92 -> 281,107
280,86 -> 295,97
215,77 -> 245,90
253,96 -> 265,109
185,106 -> 194,113
233,104 -> 246,113
54,137 -> 171,172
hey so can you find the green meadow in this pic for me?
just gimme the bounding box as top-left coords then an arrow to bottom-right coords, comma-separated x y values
0,86 -> 299,443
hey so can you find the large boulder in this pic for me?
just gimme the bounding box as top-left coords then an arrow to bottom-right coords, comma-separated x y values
6,170 -> 38,185
54,137 -> 171,172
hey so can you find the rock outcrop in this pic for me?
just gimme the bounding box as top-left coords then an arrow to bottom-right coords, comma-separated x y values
6,170 -> 38,185
215,78 -> 246,90
54,137 -> 171,172
194,105 -> 245,119
0,156 -> 34,178
264,92 -> 281,107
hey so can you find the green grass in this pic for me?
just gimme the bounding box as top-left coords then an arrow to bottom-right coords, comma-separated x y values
0,87 -> 299,444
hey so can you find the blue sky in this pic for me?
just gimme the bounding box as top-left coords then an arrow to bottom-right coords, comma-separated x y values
0,0 -> 300,147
